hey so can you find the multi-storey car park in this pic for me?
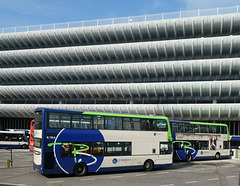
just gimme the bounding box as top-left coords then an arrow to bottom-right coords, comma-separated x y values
0,6 -> 240,136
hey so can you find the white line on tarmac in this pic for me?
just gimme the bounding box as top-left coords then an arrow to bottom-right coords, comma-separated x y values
109,176 -> 123,179
226,176 -> 237,179
160,184 -> 174,186
81,178 -> 95,181
135,173 -> 147,176
157,172 -> 169,175
186,181 -> 198,184
208,178 -> 219,181
46,181 -> 63,184
0,183 -> 28,186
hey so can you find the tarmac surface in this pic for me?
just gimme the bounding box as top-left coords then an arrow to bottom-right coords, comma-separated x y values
0,149 -> 239,186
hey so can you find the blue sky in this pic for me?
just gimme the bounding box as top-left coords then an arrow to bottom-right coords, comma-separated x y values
0,0 -> 239,28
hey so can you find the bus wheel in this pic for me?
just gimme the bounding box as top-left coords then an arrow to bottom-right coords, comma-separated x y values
215,153 -> 221,160
143,160 -> 154,171
73,163 -> 88,176
186,154 -> 192,162
22,144 -> 28,149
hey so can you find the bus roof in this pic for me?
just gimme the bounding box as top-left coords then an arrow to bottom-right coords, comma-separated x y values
169,120 -> 190,124
35,107 -> 168,120
169,120 -> 228,127
0,130 -> 26,134
230,136 -> 240,141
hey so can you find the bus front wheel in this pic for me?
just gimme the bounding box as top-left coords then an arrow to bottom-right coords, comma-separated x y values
215,153 -> 221,160
73,163 -> 88,176
143,160 -> 154,171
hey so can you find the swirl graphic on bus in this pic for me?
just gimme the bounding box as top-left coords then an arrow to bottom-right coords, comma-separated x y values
173,141 -> 198,161
48,142 -> 97,165
47,128 -> 104,174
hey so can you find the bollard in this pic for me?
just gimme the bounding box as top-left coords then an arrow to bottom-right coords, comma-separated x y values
7,159 -> 13,168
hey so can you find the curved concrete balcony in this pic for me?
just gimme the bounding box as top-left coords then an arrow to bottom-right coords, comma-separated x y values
0,81 -> 239,101
0,35 -> 239,67
0,103 -> 239,121
0,58 -> 239,84
0,14 -> 239,50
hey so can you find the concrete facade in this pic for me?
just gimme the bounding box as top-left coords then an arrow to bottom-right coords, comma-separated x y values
0,10 -> 240,135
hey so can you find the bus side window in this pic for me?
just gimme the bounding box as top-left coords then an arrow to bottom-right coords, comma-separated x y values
140,119 -> 147,131
193,125 -> 200,133
93,116 -> 104,130
209,125 -> 216,133
105,116 -> 116,130
48,113 -> 60,128
216,126 -> 221,134
131,118 -> 141,131
61,144 -> 70,157
91,142 -> 104,156
200,125 -> 209,133
185,124 -> 193,133
221,126 -> 227,134
123,118 -> 132,130
199,141 -> 209,150
149,120 -> 157,131
82,115 -> 92,129
152,120 -> 168,131
178,124 -> 185,133
105,117 -> 122,130
72,115 -> 83,129
60,114 -> 71,128
145,120 -> 151,131
171,123 -> 178,132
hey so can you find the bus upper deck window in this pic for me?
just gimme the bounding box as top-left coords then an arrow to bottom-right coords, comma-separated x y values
221,126 -> 227,134
153,120 -> 168,131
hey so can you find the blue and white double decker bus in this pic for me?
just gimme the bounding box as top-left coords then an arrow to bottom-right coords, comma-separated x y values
170,120 -> 231,161
33,108 -> 173,176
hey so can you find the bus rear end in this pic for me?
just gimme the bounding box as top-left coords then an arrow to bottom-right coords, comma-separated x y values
29,120 -> 34,152
33,110 -> 44,174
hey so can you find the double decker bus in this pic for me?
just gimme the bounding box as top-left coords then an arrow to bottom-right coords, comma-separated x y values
33,108 -> 173,176
29,120 -> 35,152
0,130 -> 28,149
170,120 -> 231,161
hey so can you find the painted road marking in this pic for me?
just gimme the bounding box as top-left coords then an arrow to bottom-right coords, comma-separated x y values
160,184 -> 174,186
81,178 -> 95,181
135,173 -> 147,176
208,178 -> 219,181
157,172 -> 169,175
186,181 -> 198,184
0,183 -> 28,186
46,181 -> 63,184
109,176 -> 123,179
226,176 -> 236,179
178,170 -> 187,172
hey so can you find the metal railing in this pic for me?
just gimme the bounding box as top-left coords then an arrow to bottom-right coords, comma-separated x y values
0,5 -> 239,34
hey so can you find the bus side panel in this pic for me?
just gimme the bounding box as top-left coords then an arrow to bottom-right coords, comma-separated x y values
99,130 -> 172,169
44,129 -> 105,174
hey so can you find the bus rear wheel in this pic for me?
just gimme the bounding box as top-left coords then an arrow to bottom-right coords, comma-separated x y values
215,153 -> 221,160
73,163 -> 88,176
143,160 -> 154,171
186,154 -> 192,162
22,144 -> 28,149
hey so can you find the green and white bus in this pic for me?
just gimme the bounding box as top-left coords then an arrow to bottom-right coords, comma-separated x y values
170,120 -> 231,161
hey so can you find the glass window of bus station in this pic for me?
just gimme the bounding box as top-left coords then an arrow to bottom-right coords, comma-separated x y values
171,123 -> 228,134
46,112 -> 168,131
